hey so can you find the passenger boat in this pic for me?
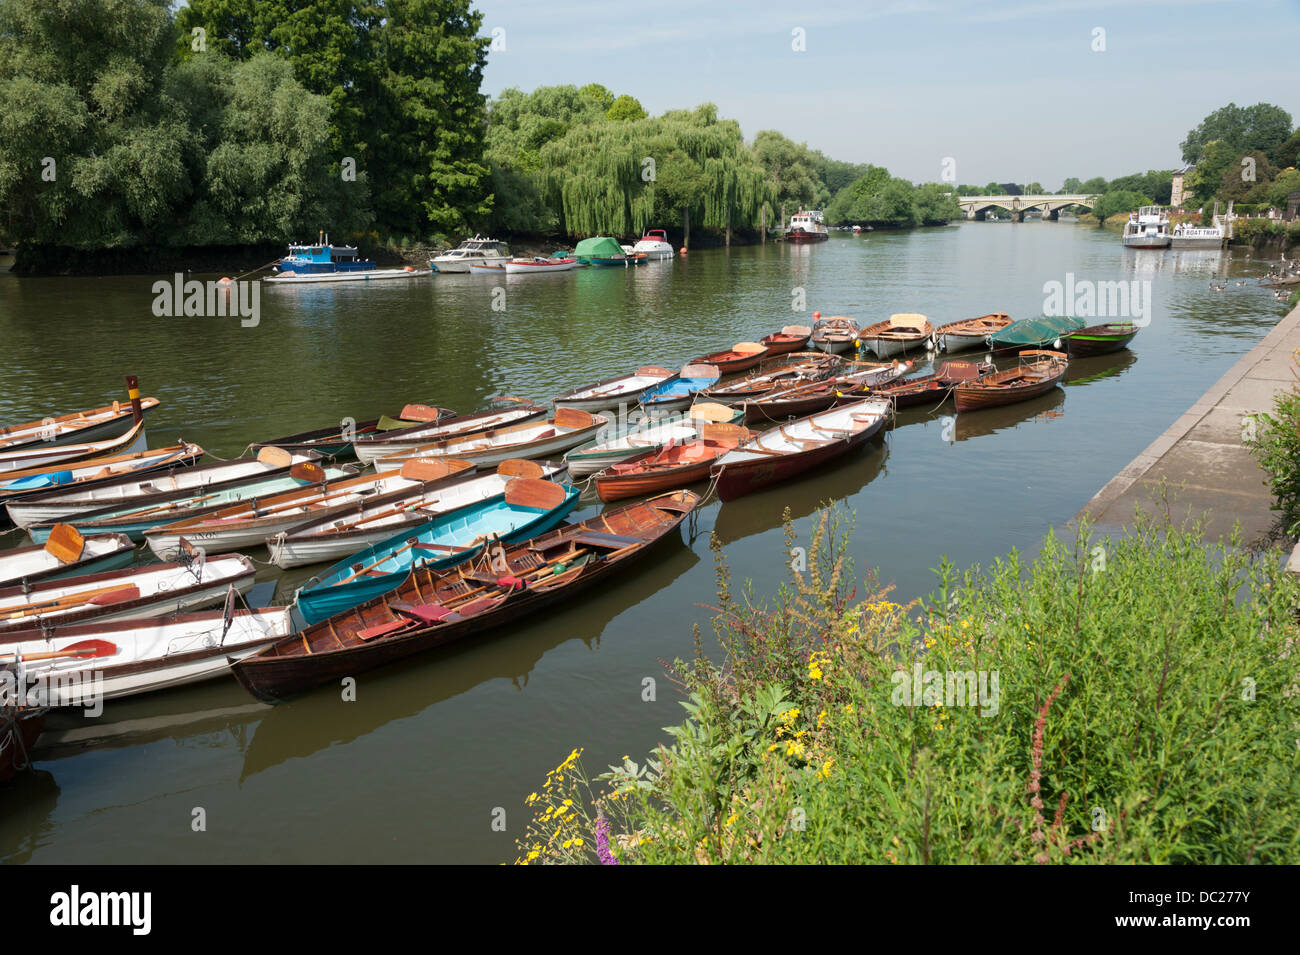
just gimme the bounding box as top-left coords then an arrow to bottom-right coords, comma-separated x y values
294,477 -> 581,625
760,325 -> 813,355
266,460 -> 568,569
691,342 -> 769,376
0,440 -> 205,511
2,605 -> 296,704
784,211 -> 829,243
231,491 -> 700,703
552,367 -> 677,414
6,446 -> 322,530
267,233 -> 429,283
1063,322 -> 1140,357
0,387 -> 158,455
503,256 -> 577,274
810,316 -> 860,354
371,409 -> 607,468
871,360 -> 992,409
1121,206 -> 1172,249
429,235 -> 510,273
563,403 -> 739,477
639,365 -> 721,415
0,417 -> 149,476
857,314 -> 935,359
953,350 -> 1069,413
251,405 -> 455,459
352,401 -> 547,465
632,229 -> 674,260
0,554 -> 255,633
701,353 -> 841,404
0,703 -> 45,783
711,398 -> 891,502
593,423 -> 750,502
936,313 -> 1012,352
143,459 -> 475,559
0,528 -> 135,588
989,315 -> 1086,354
740,361 -> 910,424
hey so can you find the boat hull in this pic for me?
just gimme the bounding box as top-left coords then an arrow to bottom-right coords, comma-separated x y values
1064,329 -> 1139,357
714,417 -> 884,502
785,232 -> 829,243
861,335 -> 930,359
0,709 -> 45,782
265,268 -> 430,284
595,458 -> 716,502
1121,236 -> 1171,249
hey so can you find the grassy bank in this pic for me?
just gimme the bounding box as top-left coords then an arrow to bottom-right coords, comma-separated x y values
515,506 -> 1300,865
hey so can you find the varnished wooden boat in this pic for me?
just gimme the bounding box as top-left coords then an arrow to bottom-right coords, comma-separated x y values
372,408 -> 607,468
0,417 -> 149,476
760,325 -> 813,356
231,490 -> 701,703
936,313 -> 1011,352
872,359 -> 992,409
810,317 -> 860,354
552,367 -> 677,413
857,313 -> 935,359
953,350 -> 1068,413
0,704 -> 46,783
712,398 -> 891,502
352,399 -> 546,465
251,404 -> 455,459
692,342 -> 769,376
700,352 -> 842,404
0,379 -> 158,454
740,360 -> 911,424
564,403 -> 739,477
1064,322 -> 1140,357
0,438 -> 206,511
0,527 -> 135,589
593,423 -> 750,502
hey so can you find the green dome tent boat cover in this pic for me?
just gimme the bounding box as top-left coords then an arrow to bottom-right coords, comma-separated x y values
574,236 -> 625,261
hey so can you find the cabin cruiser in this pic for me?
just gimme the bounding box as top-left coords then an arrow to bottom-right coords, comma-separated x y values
429,235 -> 511,273
1122,206 -> 1172,249
784,210 -> 829,243
632,229 -> 675,260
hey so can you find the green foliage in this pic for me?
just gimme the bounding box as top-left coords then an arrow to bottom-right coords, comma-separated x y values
1182,102 -> 1294,165
824,167 -> 958,228
752,130 -> 829,221
1246,379 -> 1300,536
516,506 -> 1300,864
1091,190 -> 1151,222
1269,128 -> 1300,171
606,94 -> 647,123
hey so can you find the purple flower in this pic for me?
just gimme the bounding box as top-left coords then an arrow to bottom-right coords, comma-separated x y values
595,815 -> 619,865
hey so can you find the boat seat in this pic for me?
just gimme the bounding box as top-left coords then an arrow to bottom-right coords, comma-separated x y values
356,619 -> 413,641
456,596 -> 500,618
566,531 -> 642,550
391,601 -> 455,624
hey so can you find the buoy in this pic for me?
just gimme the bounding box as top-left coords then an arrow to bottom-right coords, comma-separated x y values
680,249 -> 687,256
218,277 -> 234,286
813,310 -> 821,319
404,266 -> 413,272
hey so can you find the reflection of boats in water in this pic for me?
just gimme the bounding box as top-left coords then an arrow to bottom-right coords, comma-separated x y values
238,540 -> 700,782
953,388 -> 1065,442
0,769 -> 60,863
1064,348 -> 1138,386
709,440 -> 890,547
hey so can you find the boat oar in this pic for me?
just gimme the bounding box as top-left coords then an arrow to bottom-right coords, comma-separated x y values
10,639 -> 119,663
3,584 -> 141,620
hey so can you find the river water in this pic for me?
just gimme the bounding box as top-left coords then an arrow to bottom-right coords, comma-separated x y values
0,223 -> 1282,863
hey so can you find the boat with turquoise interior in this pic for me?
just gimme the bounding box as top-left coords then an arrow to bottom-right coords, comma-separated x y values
294,479 -> 581,625
266,232 -> 430,284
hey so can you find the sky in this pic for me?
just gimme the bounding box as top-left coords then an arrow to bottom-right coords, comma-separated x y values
475,0 -> 1300,190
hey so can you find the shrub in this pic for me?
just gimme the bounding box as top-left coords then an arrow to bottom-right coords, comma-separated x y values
1246,364 -> 1300,537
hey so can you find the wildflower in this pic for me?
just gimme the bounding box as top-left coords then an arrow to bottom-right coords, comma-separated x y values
595,816 -> 619,865
818,758 -> 834,779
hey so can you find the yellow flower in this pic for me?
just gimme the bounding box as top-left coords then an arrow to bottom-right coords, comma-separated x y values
818,758 -> 835,779
573,838 -> 584,847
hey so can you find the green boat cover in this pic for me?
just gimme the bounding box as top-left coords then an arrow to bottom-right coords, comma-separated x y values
574,236 -> 625,260
992,315 -> 1085,345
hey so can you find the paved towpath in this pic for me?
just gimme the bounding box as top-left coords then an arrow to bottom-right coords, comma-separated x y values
1078,302 -> 1300,547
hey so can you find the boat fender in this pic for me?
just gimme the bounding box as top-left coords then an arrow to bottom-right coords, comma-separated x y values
497,575 -> 526,590
1052,338 -> 1062,349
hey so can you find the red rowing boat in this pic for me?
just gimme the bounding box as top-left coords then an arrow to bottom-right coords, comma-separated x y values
594,423 -> 749,502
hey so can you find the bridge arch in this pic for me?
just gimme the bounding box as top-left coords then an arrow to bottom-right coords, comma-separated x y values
957,194 -> 1098,220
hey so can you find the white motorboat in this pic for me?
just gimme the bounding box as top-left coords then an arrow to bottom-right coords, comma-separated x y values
1122,206 -> 1172,248
429,235 -> 510,273
632,230 -> 673,260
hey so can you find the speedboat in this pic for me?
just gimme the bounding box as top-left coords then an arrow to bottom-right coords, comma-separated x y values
429,235 -> 510,273
632,229 -> 674,260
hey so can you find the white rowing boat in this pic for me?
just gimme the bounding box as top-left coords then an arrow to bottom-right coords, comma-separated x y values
372,409 -> 607,469
564,403 -> 737,477
0,529 -> 135,588
352,402 -> 547,466
553,367 -> 677,414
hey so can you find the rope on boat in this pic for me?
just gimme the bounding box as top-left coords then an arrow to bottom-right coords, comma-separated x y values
233,259 -> 281,281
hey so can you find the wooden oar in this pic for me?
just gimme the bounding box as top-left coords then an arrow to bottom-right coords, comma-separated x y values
10,638 -> 119,663
3,584 -> 140,620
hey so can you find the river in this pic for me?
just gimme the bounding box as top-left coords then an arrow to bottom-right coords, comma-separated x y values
0,222 -> 1282,863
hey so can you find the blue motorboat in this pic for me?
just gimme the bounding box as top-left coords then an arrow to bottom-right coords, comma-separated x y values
275,233 -> 376,275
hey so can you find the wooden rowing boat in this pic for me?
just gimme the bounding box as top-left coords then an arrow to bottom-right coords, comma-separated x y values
371,408 -> 607,468
251,404 -> 456,458
691,342 -> 769,376
810,317 -> 860,354
1064,322 -> 1140,357
564,402 -> 739,477
266,460 -> 568,568
552,367 -> 677,413
0,439 -> 206,511
639,364 -> 721,415
760,325 -> 813,356
936,313 -> 1012,352
953,350 -> 1069,413
0,418 -> 149,476
6,446 -> 322,529
0,384 -> 158,454
700,352 -> 842,404
143,458 -> 475,558
988,316 -> 1085,354
857,313 -> 935,359
740,361 -> 910,424
1,605 -> 296,704
231,490 -> 700,703
352,399 -> 547,465
0,554 -> 256,632
0,527 -> 135,588
871,360 -> 992,409
711,398 -> 891,502
294,477 -> 581,624
593,423 -> 750,501
503,256 -> 578,273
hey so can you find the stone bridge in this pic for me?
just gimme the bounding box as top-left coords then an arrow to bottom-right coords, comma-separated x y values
957,194 -> 1099,221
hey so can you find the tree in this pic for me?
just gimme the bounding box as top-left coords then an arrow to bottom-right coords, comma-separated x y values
1061,177 -> 1082,194
578,83 -> 614,112
753,130 -> 826,224
1218,150 -> 1277,203
1081,176 -> 1108,194
1180,102 -> 1293,164
1268,127 -> 1300,171
913,183 -> 960,226
606,94 -> 647,122
1092,190 -> 1150,221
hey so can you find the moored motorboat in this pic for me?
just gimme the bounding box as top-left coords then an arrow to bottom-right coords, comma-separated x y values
1063,322 -> 1140,357
810,316 -> 860,354
552,367 -> 677,414
638,364 -> 721,415
711,398 -> 891,501
0,527 -> 135,588
352,400 -> 547,465
231,491 -> 700,703
871,360 -> 992,409
989,315 -> 1086,354
563,402 -> 739,477
936,313 -> 1012,352
575,236 -> 645,267
371,409 -> 607,468
632,229 -> 674,260
953,350 -> 1069,413
266,460 -> 568,569
293,476 -> 581,624
430,235 -> 511,273
1121,206 -> 1172,249
692,342 -> 769,376
760,325 -> 813,355
593,423 -> 750,502
857,313 -> 935,359
784,211 -> 829,243
266,233 -> 428,283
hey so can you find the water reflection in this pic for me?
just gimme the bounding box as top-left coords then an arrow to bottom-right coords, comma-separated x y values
1065,349 -> 1139,385
953,388 -> 1066,441
0,770 -> 60,863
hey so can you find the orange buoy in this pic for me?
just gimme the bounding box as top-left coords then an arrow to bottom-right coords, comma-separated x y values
680,248 -> 687,256
813,310 -> 821,319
